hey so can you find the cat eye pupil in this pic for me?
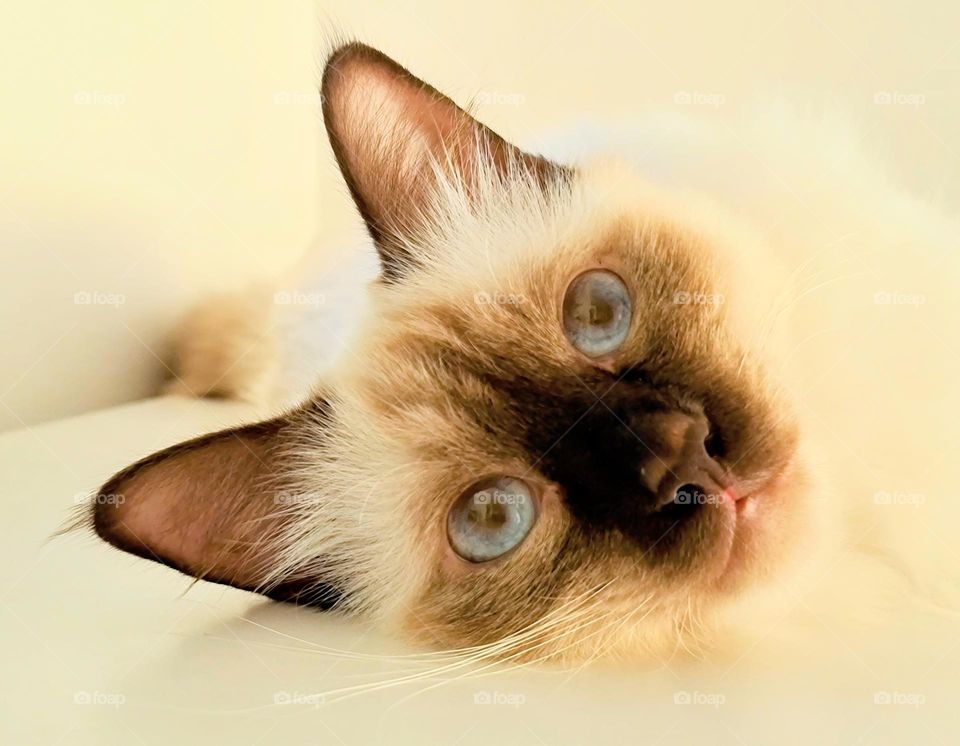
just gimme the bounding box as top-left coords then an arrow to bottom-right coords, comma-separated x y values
468,501 -> 508,529
563,269 -> 632,358
586,299 -> 614,326
448,478 -> 537,563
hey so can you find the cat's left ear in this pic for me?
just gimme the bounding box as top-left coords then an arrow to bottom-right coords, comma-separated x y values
321,42 -> 569,280
90,409 -> 337,607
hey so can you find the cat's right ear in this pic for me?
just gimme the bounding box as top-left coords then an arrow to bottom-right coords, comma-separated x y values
320,42 -> 568,280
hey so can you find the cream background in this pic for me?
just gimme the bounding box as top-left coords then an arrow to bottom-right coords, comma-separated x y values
2,0 -> 959,429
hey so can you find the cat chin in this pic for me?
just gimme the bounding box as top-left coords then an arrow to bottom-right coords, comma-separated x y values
607,445 -> 832,663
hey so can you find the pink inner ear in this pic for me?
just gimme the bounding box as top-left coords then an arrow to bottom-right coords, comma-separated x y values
320,42 -> 567,277
322,43 -> 470,240
93,417 -> 289,592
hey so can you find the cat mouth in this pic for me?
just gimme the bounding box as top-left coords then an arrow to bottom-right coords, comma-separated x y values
706,449 -> 807,594
706,481 -> 771,590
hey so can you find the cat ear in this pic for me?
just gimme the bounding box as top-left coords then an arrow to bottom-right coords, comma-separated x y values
91,411 -> 337,607
321,42 -> 568,280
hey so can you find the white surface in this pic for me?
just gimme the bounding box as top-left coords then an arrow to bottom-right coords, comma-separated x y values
2,396 -> 959,745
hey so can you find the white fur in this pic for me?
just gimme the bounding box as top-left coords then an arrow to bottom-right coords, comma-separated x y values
175,106 -> 959,652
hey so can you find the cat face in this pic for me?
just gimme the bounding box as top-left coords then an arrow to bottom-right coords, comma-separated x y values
91,43 -> 817,662
339,167 -> 813,658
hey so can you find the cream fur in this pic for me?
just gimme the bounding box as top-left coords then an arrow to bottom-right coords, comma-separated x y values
166,106 -> 959,661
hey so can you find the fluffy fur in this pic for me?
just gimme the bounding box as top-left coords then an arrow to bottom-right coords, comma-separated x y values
91,42 -> 959,666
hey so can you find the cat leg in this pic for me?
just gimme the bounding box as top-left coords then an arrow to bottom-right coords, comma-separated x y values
162,286 -> 280,406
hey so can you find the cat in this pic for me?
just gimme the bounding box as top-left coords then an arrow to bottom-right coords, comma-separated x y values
89,41 -> 960,664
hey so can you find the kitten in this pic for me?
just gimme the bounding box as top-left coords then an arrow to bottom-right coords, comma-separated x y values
90,42 -> 960,663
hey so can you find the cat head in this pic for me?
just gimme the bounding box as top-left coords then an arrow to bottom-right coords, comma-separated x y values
92,43 -> 818,662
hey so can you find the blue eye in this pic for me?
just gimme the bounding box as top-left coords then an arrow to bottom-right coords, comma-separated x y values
563,269 -> 632,357
447,477 -> 537,563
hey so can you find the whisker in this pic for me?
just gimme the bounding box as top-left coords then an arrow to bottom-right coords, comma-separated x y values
304,584 -> 619,704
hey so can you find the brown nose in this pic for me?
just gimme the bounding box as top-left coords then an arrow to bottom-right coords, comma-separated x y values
534,384 -> 730,543
636,411 -> 727,511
